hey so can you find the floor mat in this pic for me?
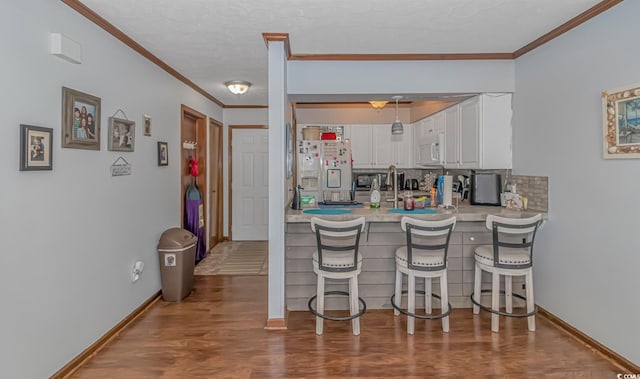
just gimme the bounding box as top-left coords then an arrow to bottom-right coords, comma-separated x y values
195,241 -> 268,276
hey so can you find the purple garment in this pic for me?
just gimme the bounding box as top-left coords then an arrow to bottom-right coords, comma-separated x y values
184,199 -> 206,263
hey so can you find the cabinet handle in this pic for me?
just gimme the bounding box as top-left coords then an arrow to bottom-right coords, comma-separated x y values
469,236 -> 475,241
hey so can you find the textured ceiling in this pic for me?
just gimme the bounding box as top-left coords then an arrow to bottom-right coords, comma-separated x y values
79,0 -> 606,106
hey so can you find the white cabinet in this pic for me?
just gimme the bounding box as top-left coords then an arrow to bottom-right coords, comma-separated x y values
443,94 -> 512,169
344,124 -> 413,169
443,106 -> 459,166
372,126 -> 394,167
347,125 -> 373,168
459,96 -> 480,168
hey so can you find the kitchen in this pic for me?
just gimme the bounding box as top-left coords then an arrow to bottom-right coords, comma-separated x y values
286,93 -> 548,313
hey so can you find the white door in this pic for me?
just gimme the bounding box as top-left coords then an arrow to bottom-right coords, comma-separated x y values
232,129 -> 268,240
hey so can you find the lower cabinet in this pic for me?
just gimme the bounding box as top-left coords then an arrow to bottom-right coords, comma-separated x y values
285,221 -> 526,311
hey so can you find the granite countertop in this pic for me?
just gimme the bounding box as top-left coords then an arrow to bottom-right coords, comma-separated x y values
286,203 -> 547,223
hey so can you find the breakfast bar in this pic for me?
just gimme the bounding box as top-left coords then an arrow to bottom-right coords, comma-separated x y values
285,205 -> 546,311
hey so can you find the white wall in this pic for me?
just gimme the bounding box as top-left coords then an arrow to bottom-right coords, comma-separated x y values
221,108 -> 268,237
513,1 -> 639,365
0,1 -> 221,377
288,60 -> 515,95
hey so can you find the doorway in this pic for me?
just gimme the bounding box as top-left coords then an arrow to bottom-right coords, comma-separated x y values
180,105 -> 207,254
228,125 -> 268,241
209,118 -> 223,247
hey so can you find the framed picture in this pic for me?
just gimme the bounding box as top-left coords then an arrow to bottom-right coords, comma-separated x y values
61,87 -> 101,150
285,122 -> 293,178
157,142 -> 168,166
20,124 -> 53,171
143,115 -> 151,136
108,117 -> 135,152
602,83 -> 640,159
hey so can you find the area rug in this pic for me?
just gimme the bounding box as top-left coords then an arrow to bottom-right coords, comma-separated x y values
195,241 -> 268,276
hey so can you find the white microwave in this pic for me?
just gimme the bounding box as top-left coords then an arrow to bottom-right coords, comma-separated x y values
417,133 -> 444,165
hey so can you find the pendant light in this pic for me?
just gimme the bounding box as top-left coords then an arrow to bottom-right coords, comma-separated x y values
391,95 -> 403,135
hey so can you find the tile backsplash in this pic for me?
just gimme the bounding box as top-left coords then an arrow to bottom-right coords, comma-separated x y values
510,175 -> 548,211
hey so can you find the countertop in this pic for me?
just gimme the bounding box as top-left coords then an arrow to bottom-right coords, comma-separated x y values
286,203 -> 546,223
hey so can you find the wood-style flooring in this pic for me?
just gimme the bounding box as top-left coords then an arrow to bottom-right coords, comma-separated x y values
71,275 -> 619,378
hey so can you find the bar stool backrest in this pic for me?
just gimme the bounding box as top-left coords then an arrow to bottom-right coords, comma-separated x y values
485,214 -> 542,269
401,216 -> 457,271
310,217 -> 366,273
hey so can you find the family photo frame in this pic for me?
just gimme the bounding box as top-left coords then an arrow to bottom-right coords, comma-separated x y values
602,83 -> 640,159
108,117 -> 135,152
20,124 -> 53,171
61,87 -> 101,150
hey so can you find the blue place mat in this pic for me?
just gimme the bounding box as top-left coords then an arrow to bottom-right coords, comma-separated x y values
318,202 -> 364,209
388,208 -> 438,214
303,209 -> 353,215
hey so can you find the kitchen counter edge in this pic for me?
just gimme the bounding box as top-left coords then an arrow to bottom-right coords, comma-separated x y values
286,205 -> 547,223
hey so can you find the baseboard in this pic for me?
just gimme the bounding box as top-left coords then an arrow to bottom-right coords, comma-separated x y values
51,290 -> 162,378
264,313 -> 288,330
537,306 -> 640,372
264,318 -> 287,330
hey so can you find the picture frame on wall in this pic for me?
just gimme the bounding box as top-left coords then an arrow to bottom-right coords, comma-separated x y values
285,122 -> 293,178
143,115 -> 152,136
20,124 -> 53,171
108,117 -> 135,152
157,142 -> 168,166
602,83 -> 640,159
61,87 -> 101,150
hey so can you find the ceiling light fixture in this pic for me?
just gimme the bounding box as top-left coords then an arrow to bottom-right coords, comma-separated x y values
391,96 -> 403,135
369,100 -> 388,111
225,80 -> 251,95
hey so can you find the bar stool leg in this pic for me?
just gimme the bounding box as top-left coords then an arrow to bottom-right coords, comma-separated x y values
394,268 -> 402,316
525,269 -> 535,331
349,276 -> 360,336
424,277 -> 432,315
505,275 -> 513,314
407,273 -> 416,335
316,275 -> 325,335
491,271 -> 500,333
440,271 -> 449,332
473,263 -> 482,314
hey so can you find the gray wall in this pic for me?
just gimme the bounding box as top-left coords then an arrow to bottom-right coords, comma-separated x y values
0,1 -> 220,377
513,0 -> 640,365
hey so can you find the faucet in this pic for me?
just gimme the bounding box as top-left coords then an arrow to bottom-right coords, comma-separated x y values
386,164 -> 398,208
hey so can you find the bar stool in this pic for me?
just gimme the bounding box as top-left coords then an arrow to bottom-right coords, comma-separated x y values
391,216 -> 456,334
471,214 -> 542,332
308,216 -> 367,336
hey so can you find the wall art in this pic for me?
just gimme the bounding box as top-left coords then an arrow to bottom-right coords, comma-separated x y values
61,87 -> 101,150
602,83 -> 640,159
20,124 -> 53,171
108,117 -> 135,152
158,141 -> 168,166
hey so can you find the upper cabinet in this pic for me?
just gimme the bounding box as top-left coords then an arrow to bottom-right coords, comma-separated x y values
443,94 -> 512,169
345,124 -> 413,169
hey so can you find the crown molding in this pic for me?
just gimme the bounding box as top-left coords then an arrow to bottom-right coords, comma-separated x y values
61,0 -> 224,108
64,0 -> 622,108
513,0 -> 623,58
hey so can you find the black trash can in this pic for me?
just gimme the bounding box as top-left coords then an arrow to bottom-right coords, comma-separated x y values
157,228 -> 198,302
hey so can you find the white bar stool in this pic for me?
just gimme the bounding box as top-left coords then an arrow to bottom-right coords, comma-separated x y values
391,216 -> 457,334
471,214 -> 542,332
308,216 -> 367,336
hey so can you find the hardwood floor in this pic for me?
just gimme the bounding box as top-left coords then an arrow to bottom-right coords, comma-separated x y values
71,275 -> 619,378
